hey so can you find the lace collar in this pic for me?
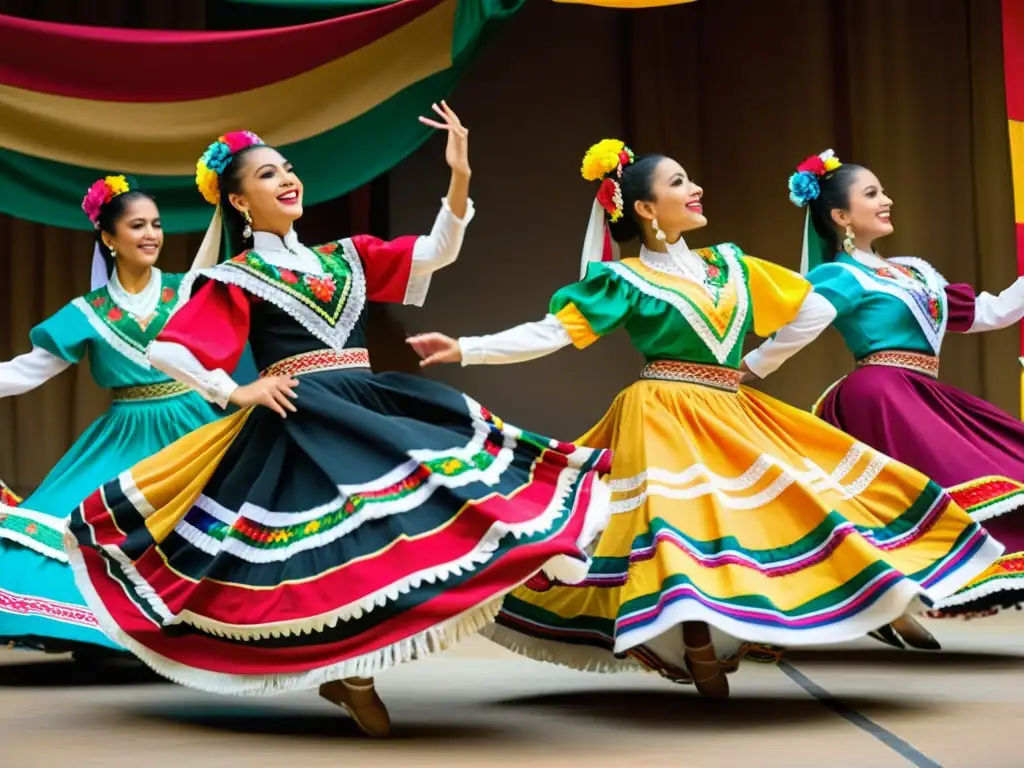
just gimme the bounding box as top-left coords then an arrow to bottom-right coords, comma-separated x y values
639,237 -> 712,289
108,266 -> 162,318
252,229 -> 324,275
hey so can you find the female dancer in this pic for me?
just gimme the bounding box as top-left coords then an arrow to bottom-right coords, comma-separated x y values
406,139 -> 1001,696
65,105 -> 611,738
0,177 -> 234,655
750,150 -> 1024,627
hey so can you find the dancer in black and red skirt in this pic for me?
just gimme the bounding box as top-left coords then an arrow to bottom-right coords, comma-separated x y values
65,105 -> 611,738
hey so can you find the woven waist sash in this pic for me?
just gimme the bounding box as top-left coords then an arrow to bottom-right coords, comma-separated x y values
260,348 -> 371,378
857,350 -> 939,378
111,381 -> 192,402
639,360 -> 742,392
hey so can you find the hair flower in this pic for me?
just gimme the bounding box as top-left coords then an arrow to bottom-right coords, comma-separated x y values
788,172 -> 820,208
196,130 -> 265,205
582,138 -> 635,222
582,138 -> 634,182
81,174 -> 132,228
787,148 -> 843,208
596,177 -> 624,222
796,155 -> 826,176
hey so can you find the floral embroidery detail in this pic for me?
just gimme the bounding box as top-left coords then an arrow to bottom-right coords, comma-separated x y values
615,244 -> 749,365
304,274 -> 337,303
75,273 -> 185,365
844,256 -> 948,354
223,246 -> 352,327
213,439 -> 504,550
865,261 -> 945,334
698,248 -> 729,298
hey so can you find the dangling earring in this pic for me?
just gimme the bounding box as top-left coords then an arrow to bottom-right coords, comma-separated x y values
652,218 -> 667,242
108,245 -> 117,259
842,225 -> 856,255
242,210 -> 253,240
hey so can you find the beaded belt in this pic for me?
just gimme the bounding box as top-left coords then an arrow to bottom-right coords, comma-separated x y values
640,360 -> 743,392
857,350 -> 939,378
112,381 -> 192,402
260,348 -> 371,378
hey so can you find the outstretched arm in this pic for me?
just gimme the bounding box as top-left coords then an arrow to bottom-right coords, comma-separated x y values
743,292 -> 837,379
411,101 -> 472,275
951,277 -> 1024,334
409,315 -> 572,367
0,347 -> 71,398
408,262 -> 631,366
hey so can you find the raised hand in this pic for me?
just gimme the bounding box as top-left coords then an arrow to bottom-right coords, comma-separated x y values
418,101 -> 469,177
406,332 -> 463,367
229,375 -> 299,417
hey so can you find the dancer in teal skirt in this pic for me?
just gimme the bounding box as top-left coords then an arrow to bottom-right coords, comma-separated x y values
0,175 -> 254,655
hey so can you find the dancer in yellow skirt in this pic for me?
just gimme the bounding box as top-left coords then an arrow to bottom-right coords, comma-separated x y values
407,139 -> 1002,697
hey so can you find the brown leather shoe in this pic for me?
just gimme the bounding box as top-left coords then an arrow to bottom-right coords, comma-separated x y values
319,678 -> 392,738
685,642 -> 730,699
891,616 -> 941,651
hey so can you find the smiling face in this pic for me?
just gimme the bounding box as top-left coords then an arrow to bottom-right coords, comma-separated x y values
225,146 -> 304,235
632,157 -> 707,237
830,167 -> 893,243
100,195 -> 163,268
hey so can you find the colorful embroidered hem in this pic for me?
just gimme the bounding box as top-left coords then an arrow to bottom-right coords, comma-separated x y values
0,507 -> 69,562
482,379 -> 1000,682
67,370 -> 613,695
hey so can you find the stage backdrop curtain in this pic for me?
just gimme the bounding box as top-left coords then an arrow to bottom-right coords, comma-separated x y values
1003,0 -> 1024,415
223,0 -> 692,8
614,0 -> 1015,416
0,0 -> 521,232
0,1 -> 405,496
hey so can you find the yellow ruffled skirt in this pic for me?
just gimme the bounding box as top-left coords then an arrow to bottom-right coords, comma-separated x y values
484,378 -> 1000,682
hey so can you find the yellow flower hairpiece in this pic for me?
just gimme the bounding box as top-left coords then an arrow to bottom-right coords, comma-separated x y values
581,139 -> 629,182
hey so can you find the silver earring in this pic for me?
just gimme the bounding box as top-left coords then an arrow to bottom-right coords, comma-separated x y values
109,246 -> 117,259
653,218 -> 667,242
242,211 -> 253,240
842,225 -> 856,255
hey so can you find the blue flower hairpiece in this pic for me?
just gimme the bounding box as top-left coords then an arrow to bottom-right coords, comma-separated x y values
788,171 -> 820,208
787,149 -> 842,208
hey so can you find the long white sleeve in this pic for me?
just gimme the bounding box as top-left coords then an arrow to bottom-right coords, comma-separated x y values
0,346 -> 71,397
404,197 -> 475,306
967,277 -> 1024,333
148,340 -> 239,409
459,314 -> 571,366
743,292 -> 838,379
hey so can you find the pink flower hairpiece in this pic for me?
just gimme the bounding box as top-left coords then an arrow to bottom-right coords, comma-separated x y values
82,175 -> 131,228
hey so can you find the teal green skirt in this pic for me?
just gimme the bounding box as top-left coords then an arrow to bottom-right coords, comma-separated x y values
0,388 -> 223,651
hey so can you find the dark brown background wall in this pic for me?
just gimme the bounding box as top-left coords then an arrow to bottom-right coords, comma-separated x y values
0,0 -> 1015,490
